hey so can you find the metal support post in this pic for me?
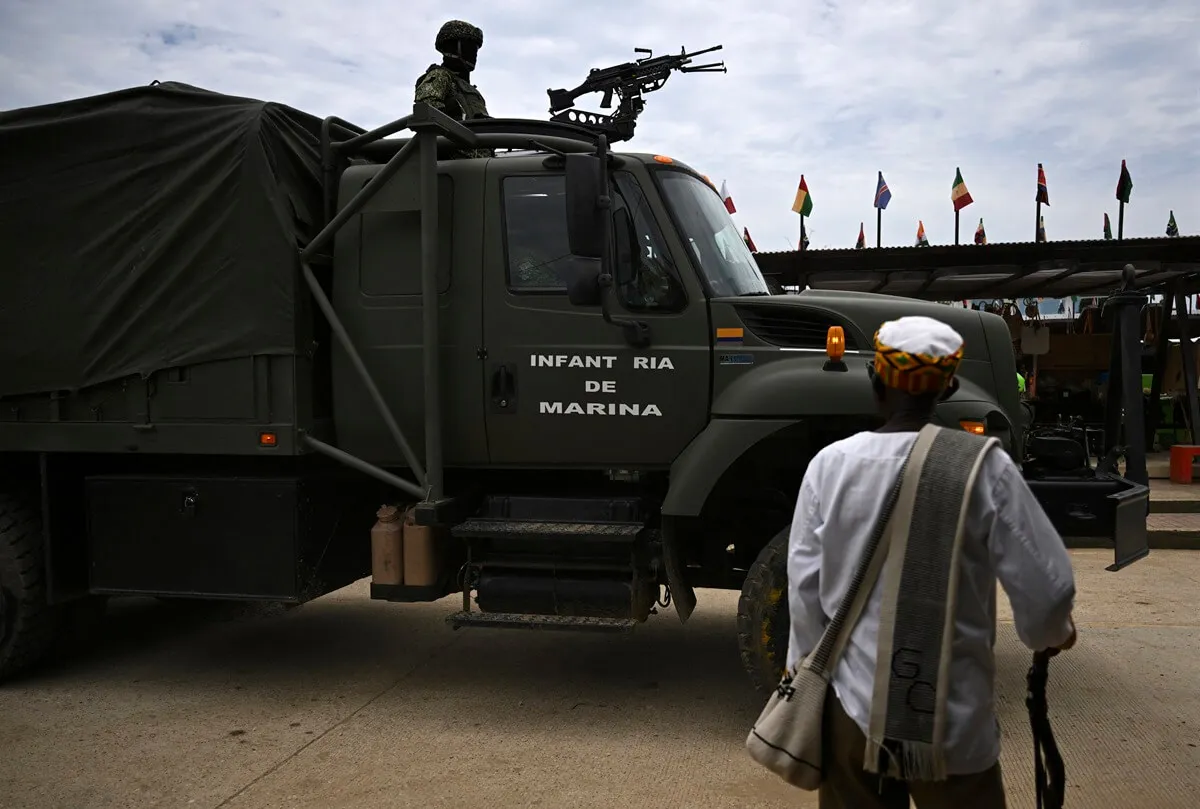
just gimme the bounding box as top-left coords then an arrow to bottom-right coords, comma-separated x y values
1174,289 -> 1200,441
418,129 -> 443,503
1147,285 -> 1175,446
1102,290 -> 1149,489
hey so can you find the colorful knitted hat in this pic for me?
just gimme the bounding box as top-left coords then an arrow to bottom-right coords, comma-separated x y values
872,316 -> 964,395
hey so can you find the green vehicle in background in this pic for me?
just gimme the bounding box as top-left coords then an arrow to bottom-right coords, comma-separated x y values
0,83 -> 1147,690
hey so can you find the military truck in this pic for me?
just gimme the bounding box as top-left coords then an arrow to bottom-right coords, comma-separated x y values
0,83 -> 1147,689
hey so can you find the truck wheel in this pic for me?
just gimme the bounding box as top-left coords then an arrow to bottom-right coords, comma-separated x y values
736,527 -> 790,693
0,490 -> 61,682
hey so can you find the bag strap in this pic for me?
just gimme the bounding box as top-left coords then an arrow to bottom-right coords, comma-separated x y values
802,424 -> 940,675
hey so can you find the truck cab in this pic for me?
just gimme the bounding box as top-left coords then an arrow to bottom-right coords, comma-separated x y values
324,111 -> 1147,689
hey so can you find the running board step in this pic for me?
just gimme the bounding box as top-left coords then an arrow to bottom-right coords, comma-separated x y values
446,611 -> 638,633
451,519 -> 644,543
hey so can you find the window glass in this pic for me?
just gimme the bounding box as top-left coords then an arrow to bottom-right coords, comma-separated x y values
611,171 -> 686,311
502,172 -> 686,311
502,175 -> 579,290
656,170 -> 770,298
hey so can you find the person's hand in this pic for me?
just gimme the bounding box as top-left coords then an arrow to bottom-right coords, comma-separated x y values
1046,616 -> 1077,657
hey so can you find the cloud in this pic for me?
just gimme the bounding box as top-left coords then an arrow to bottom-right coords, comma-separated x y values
1,0 -> 1197,250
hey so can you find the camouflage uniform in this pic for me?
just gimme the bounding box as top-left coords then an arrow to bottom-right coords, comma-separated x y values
415,20 -> 492,159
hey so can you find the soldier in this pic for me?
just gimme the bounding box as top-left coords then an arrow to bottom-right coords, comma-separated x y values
415,20 -> 493,159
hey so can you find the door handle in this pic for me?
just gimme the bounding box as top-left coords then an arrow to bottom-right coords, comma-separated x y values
490,363 -> 518,413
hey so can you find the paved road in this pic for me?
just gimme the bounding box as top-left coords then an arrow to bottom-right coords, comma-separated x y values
2,548 -> 1198,808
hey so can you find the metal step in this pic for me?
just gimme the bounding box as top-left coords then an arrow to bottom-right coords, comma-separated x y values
478,494 -> 645,523
451,518 -> 644,543
446,611 -> 638,633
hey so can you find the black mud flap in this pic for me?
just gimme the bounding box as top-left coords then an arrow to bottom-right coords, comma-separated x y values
1025,473 -> 1149,572
661,516 -> 697,622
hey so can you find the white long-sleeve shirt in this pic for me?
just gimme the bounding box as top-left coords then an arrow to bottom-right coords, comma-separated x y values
786,429 -> 1077,776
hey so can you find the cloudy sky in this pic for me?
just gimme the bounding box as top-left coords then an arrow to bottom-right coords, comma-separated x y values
2,0 -> 1197,252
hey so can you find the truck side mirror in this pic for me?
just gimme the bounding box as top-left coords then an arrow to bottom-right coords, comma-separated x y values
567,262 -> 602,306
564,153 -> 605,259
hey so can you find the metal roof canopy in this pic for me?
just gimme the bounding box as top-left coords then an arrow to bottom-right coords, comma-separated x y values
753,236 -> 1200,301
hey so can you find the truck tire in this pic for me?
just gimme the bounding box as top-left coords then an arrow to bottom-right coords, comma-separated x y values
0,490 -> 61,682
736,527 -> 790,693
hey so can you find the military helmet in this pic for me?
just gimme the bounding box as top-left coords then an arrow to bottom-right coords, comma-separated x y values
436,20 -> 483,53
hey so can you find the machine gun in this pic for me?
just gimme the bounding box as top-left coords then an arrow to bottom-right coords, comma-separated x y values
547,45 -> 726,143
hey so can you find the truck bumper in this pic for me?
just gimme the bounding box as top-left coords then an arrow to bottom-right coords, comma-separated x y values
1025,473 -> 1149,571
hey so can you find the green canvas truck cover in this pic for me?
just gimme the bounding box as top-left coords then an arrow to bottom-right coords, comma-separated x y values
0,81 -> 325,397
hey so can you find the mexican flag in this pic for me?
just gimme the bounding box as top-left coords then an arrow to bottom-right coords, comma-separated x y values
916,220 -> 930,247
951,168 -> 973,212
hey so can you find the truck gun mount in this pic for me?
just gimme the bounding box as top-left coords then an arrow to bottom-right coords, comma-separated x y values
547,45 -> 726,143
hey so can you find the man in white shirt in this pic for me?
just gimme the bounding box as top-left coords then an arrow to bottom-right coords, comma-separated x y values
786,315 -> 1077,809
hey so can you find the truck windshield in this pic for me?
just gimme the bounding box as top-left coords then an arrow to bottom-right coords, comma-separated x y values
656,170 -> 771,298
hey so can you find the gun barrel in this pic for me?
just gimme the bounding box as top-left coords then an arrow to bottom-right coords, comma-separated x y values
682,44 -> 723,58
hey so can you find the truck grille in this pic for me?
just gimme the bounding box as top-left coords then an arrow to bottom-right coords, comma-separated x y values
735,305 -> 861,350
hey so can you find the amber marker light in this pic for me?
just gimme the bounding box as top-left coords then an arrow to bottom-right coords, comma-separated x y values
826,326 -> 846,361
259,431 -> 278,447
960,420 -> 986,435
653,155 -> 674,164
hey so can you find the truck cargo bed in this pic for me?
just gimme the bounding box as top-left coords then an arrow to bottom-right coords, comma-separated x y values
0,81 -> 331,454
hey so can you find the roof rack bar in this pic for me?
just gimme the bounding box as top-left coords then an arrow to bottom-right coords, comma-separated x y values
460,117 -> 600,144
359,132 -> 597,162
335,114 -> 416,155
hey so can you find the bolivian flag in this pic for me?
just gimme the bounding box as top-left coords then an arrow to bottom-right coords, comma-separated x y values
916,220 -> 930,247
951,168 -> 973,212
791,174 -> 813,217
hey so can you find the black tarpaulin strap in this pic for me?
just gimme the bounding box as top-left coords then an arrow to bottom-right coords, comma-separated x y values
1025,651 -> 1065,809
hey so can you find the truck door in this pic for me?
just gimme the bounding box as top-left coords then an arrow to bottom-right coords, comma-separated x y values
481,164 -> 710,467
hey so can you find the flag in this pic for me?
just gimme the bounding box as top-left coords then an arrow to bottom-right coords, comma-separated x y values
974,218 -> 987,245
951,168 -> 973,212
791,175 -> 813,217
742,226 -> 757,252
1116,159 -> 1133,203
1036,163 -> 1050,206
874,171 -> 892,210
1167,210 -> 1179,237
856,222 -> 865,249
915,220 -> 929,247
720,180 -> 736,214
1036,215 -> 1046,243
801,230 -> 810,250
1103,212 -> 1113,240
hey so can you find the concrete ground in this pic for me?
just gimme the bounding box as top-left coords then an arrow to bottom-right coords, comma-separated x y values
1,549 -> 1199,809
